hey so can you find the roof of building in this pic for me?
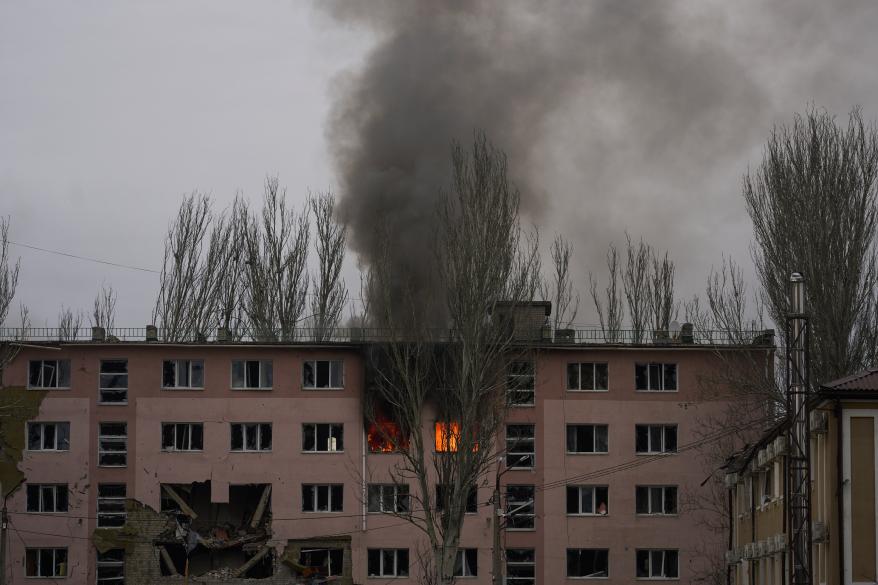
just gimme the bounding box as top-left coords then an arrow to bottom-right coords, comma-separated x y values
820,368 -> 878,392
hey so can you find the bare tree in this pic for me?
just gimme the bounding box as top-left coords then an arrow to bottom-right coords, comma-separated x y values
367,133 -> 541,584
649,250 -> 677,334
58,306 -> 84,341
622,234 -> 652,342
542,234 -> 579,331
91,284 -> 117,331
215,196 -> 248,340
310,191 -> 348,341
242,177 -> 310,341
589,244 -> 624,342
0,217 -> 20,328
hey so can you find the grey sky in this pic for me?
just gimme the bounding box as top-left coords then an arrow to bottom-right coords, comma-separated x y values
3,1 -> 878,328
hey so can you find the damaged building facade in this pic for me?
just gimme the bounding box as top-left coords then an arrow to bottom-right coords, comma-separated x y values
0,317 -> 773,584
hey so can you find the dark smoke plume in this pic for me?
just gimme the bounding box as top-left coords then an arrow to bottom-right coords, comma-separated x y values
324,1 -> 769,317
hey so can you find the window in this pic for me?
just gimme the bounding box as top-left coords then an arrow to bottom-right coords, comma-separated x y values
367,484 -> 410,514
506,548 -> 535,585
231,360 -> 272,389
453,549 -> 478,577
367,419 -> 406,453
436,484 -> 478,514
160,484 -> 192,515
567,485 -> 609,516
26,484 -> 68,513
505,485 -> 535,529
99,360 -> 128,403
28,360 -> 71,389
566,425 -> 609,453
162,359 -> 204,389
506,424 -> 535,468
635,363 -> 677,391
636,549 -> 678,579
435,421 -> 477,452
25,548 -> 67,577
302,423 -> 344,452
635,425 -> 677,454
367,549 -> 409,577
636,486 -> 678,515
27,422 -> 70,451
507,361 -> 535,406
98,484 -> 127,528
302,484 -> 343,512
96,549 -> 125,584
567,549 -> 609,578
567,362 -> 609,391
303,359 -> 344,389
299,548 -> 343,577
760,469 -> 773,505
230,423 -> 272,451
99,422 -> 127,467
161,423 -> 204,451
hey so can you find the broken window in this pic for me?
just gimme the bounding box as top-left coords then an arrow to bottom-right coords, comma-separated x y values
299,548 -> 343,577
26,484 -> 68,513
230,423 -> 272,451
162,423 -> 204,451
231,359 -> 272,389
507,361 -> 535,406
566,485 -> 608,516
367,484 -> 410,514
506,424 -> 535,468
435,421 -> 478,452
99,360 -> 128,403
566,424 -> 609,453
367,548 -> 409,577
302,484 -> 343,512
303,359 -> 344,389
505,485 -> 535,530
636,549 -> 679,579
567,548 -> 609,578
97,484 -> 127,527
505,548 -> 535,585
96,549 -> 125,584
25,548 -> 67,577
28,359 -> 71,389
367,419 -> 406,453
436,484 -> 477,514
635,363 -> 677,391
567,362 -> 609,391
162,359 -> 204,389
27,422 -> 70,451
452,548 -> 478,577
99,422 -> 127,466
635,424 -> 677,454
160,484 -> 192,515
302,423 -> 344,452
635,485 -> 678,515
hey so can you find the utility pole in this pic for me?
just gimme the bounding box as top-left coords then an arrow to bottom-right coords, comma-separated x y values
492,457 -> 503,584
1,495 -> 8,585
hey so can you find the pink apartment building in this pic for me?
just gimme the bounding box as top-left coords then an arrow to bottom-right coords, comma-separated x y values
0,324 -> 773,584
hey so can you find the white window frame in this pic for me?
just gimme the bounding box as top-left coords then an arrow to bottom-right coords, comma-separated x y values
162,423 -> 204,452
302,359 -> 344,389
99,359 -> 129,404
566,548 -> 610,579
230,422 -> 272,452
636,549 -> 679,580
635,424 -> 678,454
367,548 -> 409,577
635,485 -> 678,516
507,361 -> 535,406
505,548 -> 535,585
505,485 -> 535,530
567,362 -> 609,392
506,424 -> 535,469
566,424 -> 609,454
635,363 -> 678,392
231,360 -> 273,390
302,484 -> 344,513
28,359 -> 71,389
299,548 -> 344,577
567,485 -> 609,516
453,548 -> 478,578
162,359 -> 204,389
26,422 -> 70,451
26,484 -> 68,513
302,423 -> 344,452
96,549 -> 125,584
97,484 -> 127,528
367,484 -> 410,514
98,422 -> 128,467
25,548 -> 67,577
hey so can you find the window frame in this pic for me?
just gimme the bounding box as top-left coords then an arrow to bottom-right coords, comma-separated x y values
25,484 -> 68,513
161,422 -> 204,452
505,484 -> 535,530
230,359 -> 273,390
635,424 -> 678,455
97,484 -> 127,528
27,359 -> 71,389
566,424 -> 609,454
367,548 -> 410,578
367,483 -> 411,514
25,547 -> 68,578
302,484 -> 344,513
453,548 -> 478,578
507,360 -> 535,406
98,422 -> 128,467
99,359 -> 129,404
302,423 -> 345,453
506,424 -> 535,469
634,363 -> 678,392
635,485 -> 678,516
161,359 -> 205,389
566,548 -> 610,579
635,549 -> 679,580
299,548 -> 344,577
566,362 -> 609,392
566,485 -> 609,516
505,548 -> 536,585
96,549 -> 125,584
26,422 -> 70,452
230,422 -> 272,452
302,359 -> 345,390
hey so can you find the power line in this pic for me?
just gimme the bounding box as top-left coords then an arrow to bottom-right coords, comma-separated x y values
9,241 -> 160,274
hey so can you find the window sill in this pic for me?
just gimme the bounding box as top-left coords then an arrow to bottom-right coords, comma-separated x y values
566,452 -> 609,456
161,387 -> 205,391
161,450 -> 204,454
230,450 -> 272,454
302,451 -> 345,455
302,387 -> 345,391
27,387 -> 71,391
25,450 -> 69,453
635,389 -> 679,393
230,387 -> 273,391
98,402 -> 129,406
508,404 -> 535,408
635,513 -> 678,518
567,513 -> 609,517
505,527 -> 536,532
507,467 -> 535,471
566,389 -> 609,393
26,511 -> 67,515
302,510 -> 345,514
98,465 -> 127,468
636,578 -> 679,581
568,577 -> 609,580
635,452 -> 676,456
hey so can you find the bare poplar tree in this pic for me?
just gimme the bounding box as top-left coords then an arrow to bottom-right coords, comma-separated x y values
310,191 -> 348,341
91,285 -> 117,331
58,306 -> 84,341
649,250 -> 677,334
215,196 -> 248,340
367,133 -> 540,584
0,217 -> 19,329
589,244 -> 624,342
242,177 -> 310,341
622,234 -> 652,342
542,234 -> 579,331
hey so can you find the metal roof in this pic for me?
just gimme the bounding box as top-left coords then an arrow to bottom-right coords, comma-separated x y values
821,368 -> 878,392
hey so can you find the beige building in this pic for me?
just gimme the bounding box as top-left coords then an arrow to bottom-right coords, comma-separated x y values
726,368 -> 878,585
